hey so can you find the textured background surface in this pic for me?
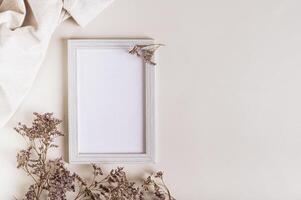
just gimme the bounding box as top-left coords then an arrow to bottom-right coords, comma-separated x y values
2,0 -> 301,199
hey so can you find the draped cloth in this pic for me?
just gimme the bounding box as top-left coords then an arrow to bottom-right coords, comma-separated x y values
0,0 -> 113,127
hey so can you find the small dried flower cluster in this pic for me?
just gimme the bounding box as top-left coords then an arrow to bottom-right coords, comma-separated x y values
129,44 -> 163,65
142,172 -> 175,200
73,166 -> 142,200
15,113 -> 175,200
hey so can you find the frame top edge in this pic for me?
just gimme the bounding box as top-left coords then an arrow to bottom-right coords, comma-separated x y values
68,38 -> 154,42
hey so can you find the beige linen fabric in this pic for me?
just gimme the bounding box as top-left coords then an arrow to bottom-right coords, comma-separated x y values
0,0 -> 113,127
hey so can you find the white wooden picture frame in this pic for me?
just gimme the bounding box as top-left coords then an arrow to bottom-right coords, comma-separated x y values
68,39 -> 156,164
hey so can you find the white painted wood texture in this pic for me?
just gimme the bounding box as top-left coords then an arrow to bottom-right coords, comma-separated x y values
68,39 -> 155,163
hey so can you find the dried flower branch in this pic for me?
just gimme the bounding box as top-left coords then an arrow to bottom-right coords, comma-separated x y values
129,44 -> 164,65
15,113 -> 175,200
142,172 -> 176,200
15,113 -> 75,200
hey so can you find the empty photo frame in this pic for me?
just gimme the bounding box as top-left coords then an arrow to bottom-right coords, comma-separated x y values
68,39 -> 156,163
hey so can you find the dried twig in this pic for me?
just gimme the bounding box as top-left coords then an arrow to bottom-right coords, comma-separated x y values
129,44 -> 164,65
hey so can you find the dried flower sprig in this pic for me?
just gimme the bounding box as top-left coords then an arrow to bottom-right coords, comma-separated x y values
15,113 -> 175,200
15,113 -> 75,200
129,44 -> 164,65
73,166 -> 142,200
142,172 -> 176,200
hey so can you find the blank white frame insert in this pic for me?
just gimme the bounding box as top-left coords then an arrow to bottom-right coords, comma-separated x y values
68,39 -> 155,164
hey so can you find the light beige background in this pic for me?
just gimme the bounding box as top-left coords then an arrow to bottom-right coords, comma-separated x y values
1,0 -> 301,199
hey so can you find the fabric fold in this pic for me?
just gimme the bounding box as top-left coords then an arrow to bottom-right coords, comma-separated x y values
63,0 -> 113,27
0,0 -> 114,127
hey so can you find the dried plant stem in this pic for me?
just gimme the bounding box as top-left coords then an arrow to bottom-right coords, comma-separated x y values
161,177 -> 173,200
